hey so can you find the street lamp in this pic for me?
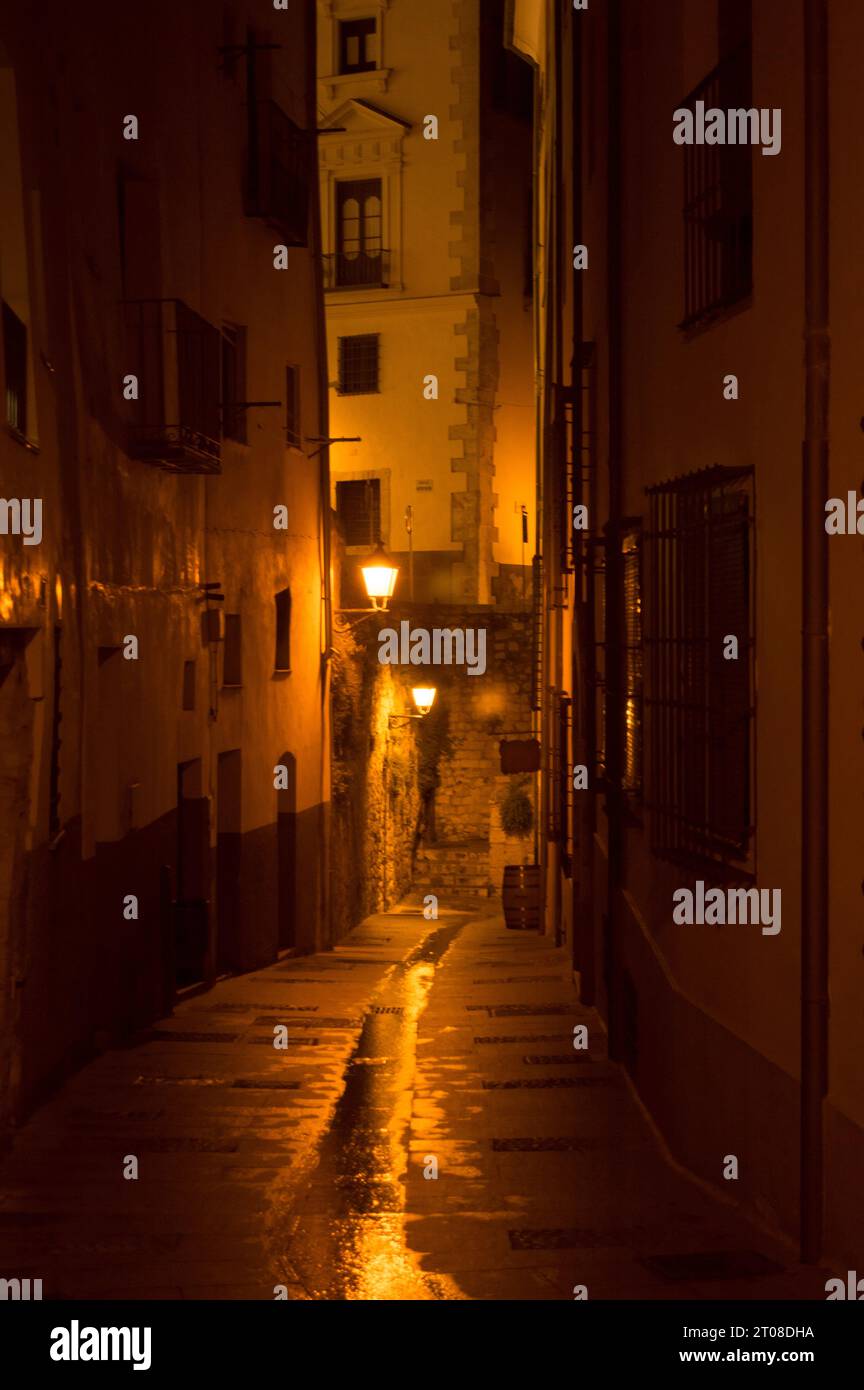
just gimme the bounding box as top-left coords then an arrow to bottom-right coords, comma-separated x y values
389,686 -> 437,726
411,686 -> 436,716
360,542 -> 399,611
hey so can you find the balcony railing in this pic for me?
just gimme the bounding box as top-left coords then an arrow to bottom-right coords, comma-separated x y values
323,249 -> 390,290
123,299 -> 221,473
246,100 -> 311,248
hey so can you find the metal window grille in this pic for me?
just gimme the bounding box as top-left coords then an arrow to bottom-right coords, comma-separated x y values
530,553 -> 543,712
123,299 -> 221,473
561,692 -> 573,874
593,540 -> 607,781
338,334 -> 379,395
336,479 -> 381,548
563,343 -> 597,574
545,688 -> 570,850
2,300 -> 27,436
324,250 -> 390,291
645,466 -> 754,868
621,526 -> 643,795
549,394 -> 569,607
680,42 -> 753,330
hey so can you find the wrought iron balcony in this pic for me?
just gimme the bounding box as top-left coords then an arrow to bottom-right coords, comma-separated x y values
245,100 -> 311,248
123,299 -> 221,473
323,249 -> 390,290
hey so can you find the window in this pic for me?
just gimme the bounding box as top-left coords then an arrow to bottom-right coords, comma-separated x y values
679,38 -> 753,328
338,333 -> 379,395
245,100 -> 310,248
275,589 -> 292,672
221,324 -> 246,443
339,18 -> 377,74
545,688 -> 572,874
331,179 -> 385,288
593,548 -> 606,779
124,299 -> 221,473
49,625 -> 62,835
223,613 -> 242,687
2,300 -> 27,436
490,6 -> 533,123
645,467 -> 754,868
285,365 -> 301,447
621,527 -> 643,795
182,660 -> 196,711
336,478 -> 381,547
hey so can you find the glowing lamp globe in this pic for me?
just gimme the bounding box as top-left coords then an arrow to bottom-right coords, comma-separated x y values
411,687 -> 437,717
360,543 -> 399,610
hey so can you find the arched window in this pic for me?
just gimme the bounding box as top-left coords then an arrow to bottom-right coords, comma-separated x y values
336,180 -> 384,286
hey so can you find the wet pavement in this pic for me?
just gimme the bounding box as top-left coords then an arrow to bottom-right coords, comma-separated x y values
0,897 -> 829,1300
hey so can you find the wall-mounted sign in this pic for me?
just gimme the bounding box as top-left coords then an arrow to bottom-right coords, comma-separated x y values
499,739 -> 541,773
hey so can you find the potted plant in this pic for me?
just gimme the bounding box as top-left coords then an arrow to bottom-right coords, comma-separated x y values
497,778 -> 540,930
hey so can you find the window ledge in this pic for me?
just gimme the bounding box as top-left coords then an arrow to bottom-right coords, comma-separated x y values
325,284 -> 405,304
678,293 -> 753,341
5,424 -> 40,455
319,69 -> 391,100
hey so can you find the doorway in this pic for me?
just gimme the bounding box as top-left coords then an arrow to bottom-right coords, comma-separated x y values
174,758 -> 209,989
216,750 -> 242,974
277,752 -> 297,950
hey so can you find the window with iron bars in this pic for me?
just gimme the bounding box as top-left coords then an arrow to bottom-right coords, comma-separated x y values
2,300 -> 27,436
592,539 -> 606,783
545,688 -> 572,876
338,333 -> 379,395
621,525 -> 643,796
645,466 -> 754,871
336,478 -> 381,548
679,40 -> 753,330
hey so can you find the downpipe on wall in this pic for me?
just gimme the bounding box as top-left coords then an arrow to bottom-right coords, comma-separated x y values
800,0 -> 830,1266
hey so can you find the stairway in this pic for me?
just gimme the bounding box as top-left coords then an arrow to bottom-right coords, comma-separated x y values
412,838 -> 494,898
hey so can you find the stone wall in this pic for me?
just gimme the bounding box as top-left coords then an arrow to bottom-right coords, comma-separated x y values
330,594 -> 536,919
431,608 -> 534,846
330,617 -> 425,941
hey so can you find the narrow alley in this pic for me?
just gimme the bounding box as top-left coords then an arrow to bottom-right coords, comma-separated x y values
0,898 -> 826,1302
0,0 -> 861,1347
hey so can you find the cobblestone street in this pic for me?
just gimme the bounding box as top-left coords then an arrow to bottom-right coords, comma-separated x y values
0,900 -> 828,1301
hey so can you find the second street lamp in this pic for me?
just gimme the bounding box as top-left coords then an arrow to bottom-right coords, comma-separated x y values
389,686 -> 437,726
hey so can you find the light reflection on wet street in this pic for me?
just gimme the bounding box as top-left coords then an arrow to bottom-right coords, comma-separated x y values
284,920 -> 468,1299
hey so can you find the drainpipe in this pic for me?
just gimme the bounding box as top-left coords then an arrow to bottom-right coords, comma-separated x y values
538,27 -> 557,933
800,0 -> 829,1265
308,0 -> 333,948
530,44 -> 543,881
604,0 -> 624,1056
550,0 -> 565,945
569,5 -> 594,997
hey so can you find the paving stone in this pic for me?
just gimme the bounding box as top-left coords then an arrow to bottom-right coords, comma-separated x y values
0,898 -> 828,1303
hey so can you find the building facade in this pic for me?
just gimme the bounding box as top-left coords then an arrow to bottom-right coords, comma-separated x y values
318,0 -> 535,608
0,0 -> 330,1125
517,0 -> 863,1269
